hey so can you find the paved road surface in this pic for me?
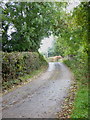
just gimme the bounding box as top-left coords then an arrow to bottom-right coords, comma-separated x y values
2,62 -> 73,118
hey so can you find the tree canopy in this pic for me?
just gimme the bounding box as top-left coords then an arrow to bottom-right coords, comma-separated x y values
1,1 -> 88,62
54,2 -> 88,63
2,2 -> 66,52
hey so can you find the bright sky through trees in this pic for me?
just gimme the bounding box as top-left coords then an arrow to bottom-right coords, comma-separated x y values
39,35 -> 55,53
66,1 -> 80,12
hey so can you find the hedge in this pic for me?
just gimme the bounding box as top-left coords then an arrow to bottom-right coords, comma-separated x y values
2,52 -> 48,85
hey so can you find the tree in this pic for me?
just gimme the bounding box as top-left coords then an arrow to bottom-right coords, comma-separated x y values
2,2 -> 65,52
54,2 -> 88,62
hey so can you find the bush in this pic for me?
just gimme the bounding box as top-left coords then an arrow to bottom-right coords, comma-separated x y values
2,52 -> 48,85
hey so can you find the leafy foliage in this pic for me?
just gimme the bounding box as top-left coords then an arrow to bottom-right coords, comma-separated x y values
54,2 -> 88,60
63,56 -> 88,118
54,2 -> 89,118
57,2 -> 89,118
2,51 -> 47,90
2,2 -> 65,52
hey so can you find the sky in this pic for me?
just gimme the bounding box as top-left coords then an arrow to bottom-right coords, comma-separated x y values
39,35 -> 55,53
67,1 -> 80,13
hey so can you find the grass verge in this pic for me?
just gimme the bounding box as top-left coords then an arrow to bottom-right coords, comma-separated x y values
2,65 -> 48,94
63,58 -> 88,118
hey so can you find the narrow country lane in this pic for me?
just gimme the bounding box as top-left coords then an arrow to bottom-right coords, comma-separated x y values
2,62 -> 73,118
